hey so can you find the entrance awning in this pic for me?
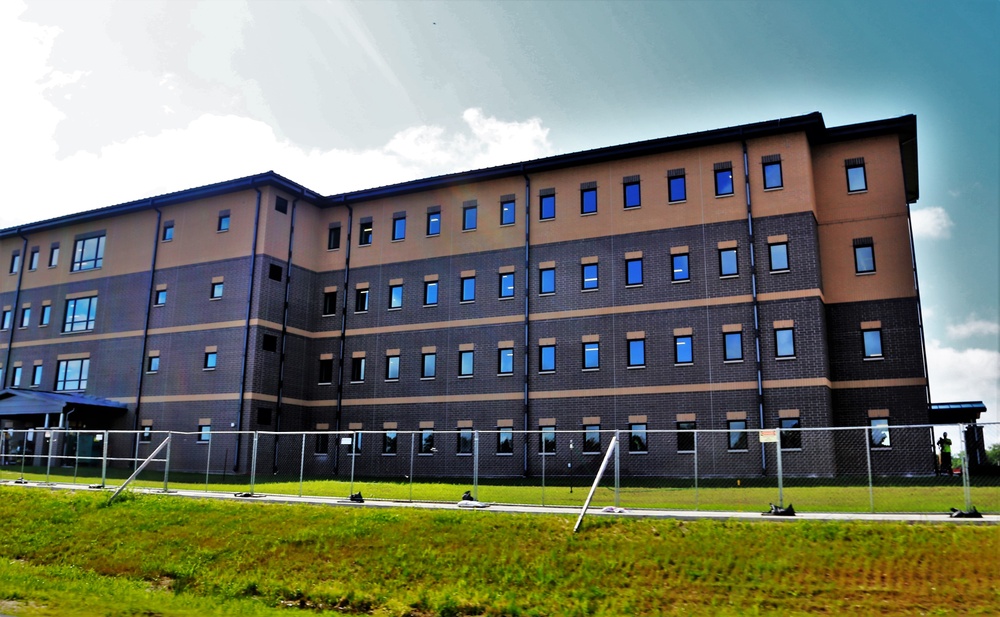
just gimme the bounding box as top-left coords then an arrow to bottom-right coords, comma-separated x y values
928,401 -> 987,424
0,388 -> 127,418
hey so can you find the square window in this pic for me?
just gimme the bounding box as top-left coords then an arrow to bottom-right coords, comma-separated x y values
55,358 -> 89,391
580,188 -> 597,214
351,357 -> 366,382
854,244 -> 875,274
769,242 -> 789,272
677,421 -> 696,453
31,365 -> 42,387
49,245 -> 59,268
392,216 -> 406,241
583,424 -> 601,453
461,276 -> 476,302
775,328 -> 795,358
422,353 -> 437,378
427,212 -> 441,236
424,281 -> 438,306
71,235 -> 105,272
322,291 -> 337,316
624,181 -> 641,209
268,264 -> 282,281
355,288 -> 369,312
199,424 -> 212,442
629,423 -> 647,453
626,258 -> 643,286
763,161 -> 783,189
540,267 -> 555,294
675,335 -> 693,364
720,248 -> 738,277
672,254 -> 689,282
539,344 -> 556,373
540,426 -> 556,454
318,358 -> 334,384
499,273 -> 515,298
724,332 -> 743,361
501,199 -> 516,225
262,334 -> 277,352
147,356 -> 160,373
715,167 -> 734,196
328,226 -> 342,250
458,428 -> 474,454
728,420 -> 748,450
863,329 -> 883,358
582,264 -> 598,290
217,214 -> 230,232
20,308 -> 30,328
583,342 -> 599,370
204,352 -> 217,370
419,429 -> 435,454
211,282 -> 224,299
498,348 -> 514,375
383,431 -> 398,454
63,296 -> 98,333
40,305 -> 51,326
155,290 -> 167,306
870,418 -> 890,448
540,194 -> 555,220
847,161 -> 867,192
668,174 -> 686,202
497,428 -> 513,454
162,224 -> 174,242
28,249 -> 39,270
388,284 -> 403,309
386,355 -> 400,380
628,339 -> 645,368
359,221 -> 373,246
463,206 -> 477,230
780,418 -> 801,450
459,350 -> 474,377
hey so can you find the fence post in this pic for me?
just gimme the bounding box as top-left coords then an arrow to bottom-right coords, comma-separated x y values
45,430 -> 54,484
775,434 -> 784,508
614,429 -> 620,508
693,429 -> 699,511
163,433 -> 172,492
249,432 -> 259,495
73,432 -> 81,484
473,430 -> 480,501
298,433 -> 306,498
408,432 -> 415,502
349,432 -> 357,496
204,432 -> 213,493
864,425 -> 875,513
100,430 -> 109,488
960,424 -> 972,511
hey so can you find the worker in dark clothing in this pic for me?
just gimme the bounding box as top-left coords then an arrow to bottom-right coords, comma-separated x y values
937,433 -> 953,476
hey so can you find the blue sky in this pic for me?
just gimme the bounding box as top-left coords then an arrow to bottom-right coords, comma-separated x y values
1,0 -> 997,435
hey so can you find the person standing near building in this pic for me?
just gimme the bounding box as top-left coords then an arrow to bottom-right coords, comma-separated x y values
937,432 -> 953,476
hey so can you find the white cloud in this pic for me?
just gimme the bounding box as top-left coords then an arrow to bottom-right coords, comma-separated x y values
946,316 -> 1000,340
926,339 -> 1000,444
910,206 -> 954,239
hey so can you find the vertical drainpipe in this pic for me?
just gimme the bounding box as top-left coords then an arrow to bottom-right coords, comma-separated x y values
133,205 -> 162,455
522,169 -> 531,475
272,197 -> 298,473
742,139 -> 767,474
333,196 -> 353,475
2,232 -> 28,389
234,186 -> 263,472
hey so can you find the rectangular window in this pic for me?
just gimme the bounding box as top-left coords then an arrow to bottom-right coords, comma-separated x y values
422,353 -> 436,379
497,427 -> 513,454
457,428 -> 474,455
540,267 -> 555,294
392,216 -> 406,241
204,351 -> 217,370
351,357 -> 366,382
315,432 -> 328,454
359,221 -> 373,246
499,273 -> 515,298
427,211 -> 441,236
668,169 -> 686,203
71,235 -> 105,272
199,424 -> 212,442
424,281 -> 438,306
383,431 -> 397,455
775,328 -> 795,358
40,305 -> 51,326
581,263 -> 598,290
623,179 -> 641,209
258,408 -> 275,429
870,418 -> 890,448
720,248 -> 738,277
351,432 -> 362,455
275,196 -> 288,214
498,348 -> 514,375
355,288 -> 369,312
628,339 -> 645,368
675,335 -> 693,364
463,205 -> 478,230
626,258 -> 643,286
49,245 -> 59,268
386,355 -> 400,380
724,332 -> 743,361
211,281 -> 224,299
583,342 -> 599,370
762,155 -> 783,189
9,252 -> 20,274
327,226 -> 341,250
854,238 -> 875,274
539,193 -> 555,220
147,356 -> 160,373
539,344 -> 556,373
780,418 -> 802,450
322,291 -> 337,316
501,198 -> 516,225
580,186 -> 597,215
460,276 -> 476,302
419,430 -> 434,454
769,242 -> 789,272
388,284 -> 403,309
63,296 -> 98,333
714,163 -> 734,196
28,249 -> 39,271
677,421 -> 696,453
1,310 -> 11,330
540,426 -> 556,454
162,223 -> 174,242
262,334 -> 277,352
31,365 -> 42,387
217,213 -> 230,232
272,265 -> 286,281
55,358 -> 89,391
19,308 -> 30,328
459,350 -> 474,377
728,420 -> 748,450
672,253 -> 689,282
318,358 -> 334,384
155,289 -> 167,306
863,329 -> 883,359
629,423 -> 647,453
12,367 -> 22,387
140,425 -> 152,443
846,158 -> 867,192
583,424 -> 601,453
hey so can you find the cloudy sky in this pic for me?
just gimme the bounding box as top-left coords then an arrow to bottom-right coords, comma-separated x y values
2,0 -> 997,437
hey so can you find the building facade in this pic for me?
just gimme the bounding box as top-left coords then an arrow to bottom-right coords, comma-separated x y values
0,112 -> 928,478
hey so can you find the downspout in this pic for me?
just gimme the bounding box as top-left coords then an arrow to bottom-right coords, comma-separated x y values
234,187 -> 263,472
333,196 -> 353,475
133,206 -> 161,449
742,138 -> 767,474
272,196 -> 298,473
522,169 -> 531,475
2,232 -> 27,389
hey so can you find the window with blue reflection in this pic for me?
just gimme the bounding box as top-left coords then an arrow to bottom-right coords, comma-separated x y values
392,217 -> 406,241
540,426 -> 556,453
675,335 -> 693,364
855,245 -> 875,273
628,339 -> 645,367
715,169 -> 734,196
499,273 -> 515,298
424,281 -> 438,305
720,248 -> 738,277
624,182 -> 641,208
626,258 -> 643,286
847,164 -> 867,192
459,350 -> 474,376
863,330 -> 883,358
724,332 -> 743,361
540,194 -> 556,220
389,284 -> 403,309
422,353 -> 436,378
769,243 -> 789,271
669,175 -> 686,202
763,162 -> 783,189
461,276 -> 476,302
498,348 -> 513,375
582,264 -> 598,290
427,212 -> 441,235
775,328 -> 796,358
540,268 -> 555,294
386,355 -> 400,380
583,342 -> 599,369
672,254 -> 689,282
540,345 -> 556,372
581,188 -> 597,214
501,200 -> 515,225
463,206 -> 477,231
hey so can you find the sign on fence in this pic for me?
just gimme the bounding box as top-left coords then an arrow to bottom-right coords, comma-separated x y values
758,429 -> 778,443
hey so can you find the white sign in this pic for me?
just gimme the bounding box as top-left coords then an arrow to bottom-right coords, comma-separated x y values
758,429 -> 779,443
340,437 -> 353,445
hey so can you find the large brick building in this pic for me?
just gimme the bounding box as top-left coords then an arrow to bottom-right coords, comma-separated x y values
0,112 -> 931,477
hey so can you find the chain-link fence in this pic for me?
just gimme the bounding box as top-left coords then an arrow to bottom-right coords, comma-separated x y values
2,423 -> 997,514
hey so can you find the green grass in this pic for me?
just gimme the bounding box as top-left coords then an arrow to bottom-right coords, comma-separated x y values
0,487 -> 998,616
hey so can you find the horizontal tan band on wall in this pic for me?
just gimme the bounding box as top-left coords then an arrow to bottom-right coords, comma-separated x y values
538,337 -> 556,346
389,278 -> 403,286
498,340 -> 514,349
41,300 -> 51,306
778,409 -> 800,418
768,234 -> 788,243
211,276 -> 224,283
626,331 -> 645,340
538,418 -> 556,427
624,251 -> 643,260
324,285 -> 338,293
497,419 -> 514,428
628,415 -> 647,423
460,269 -> 476,277
676,413 -> 696,422
581,334 -> 600,343
758,289 -> 831,303
422,346 -> 436,353
580,256 -> 598,265
459,343 -> 475,351
205,345 -> 217,353
320,353 -> 334,360
141,419 -> 153,427
773,320 -> 794,329
156,283 -> 168,291
355,282 -> 369,290
718,240 -> 738,249
383,422 -> 397,430
457,420 -> 473,428
538,261 -> 556,269
499,265 -> 516,274
674,327 -> 693,336
352,351 -> 366,358
868,409 -> 890,418
385,348 -> 400,356
582,416 -> 600,425
424,274 -> 439,282
419,421 -> 434,429
727,411 -> 747,420
670,245 -> 689,255
348,423 -> 363,430
861,321 -> 882,330
148,350 -> 160,357
722,323 -> 743,333
56,352 -> 91,360
65,290 -> 99,300
316,423 -> 330,430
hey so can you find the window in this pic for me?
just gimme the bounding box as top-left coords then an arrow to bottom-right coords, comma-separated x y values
275,196 -> 288,214
539,345 -> 556,373
392,215 -> 406,241
540,426 -> 556,454
626,258 -> 643,286
582,264 -> 598,290
1,310 -> 10,330
854,238 -> 875,274
19,308 -> 30,328
140,425 -> 152,443
501,198 -> 516,226
28,249 -> 39,271
424,281 -> 438,306
870,418 -> 890,448
715,163 -> 734,196
39,305 -> 51,326
48,245 -> 59,268
762,156 -> 783,189
63,296 -> 97,333
497,428 -> 513,454
846,158 -> 867,192
629,423 -> 647,453
427,211 -> 441,236
540,193 -> 555,220
211,281 -> 224,299
419,430 -> 434,454
775,328 -> 795,358
668,169 -> 686,202
55,358 -> 89,391
359,221 -> 373,246
262,334 -> 277,352
628,339 -> 645,368
580,186 -> 597,215
583,424 -> 601,453
351,432 -> 362,455
12,367 -> 22,387
769,242 -> 789,272
672,253 -> 689,282
217,213 -> 230,232
71,235 -> 105,272
498,348 -> 513,375
677,421 -> 696,453
268,264 -> 282,281
31,365 -> 42,387
463,205 -> 477,230
422,353 -> 436,379
724,332 -> 743,361
459,350 -> 474,377
460,276 -> 476,302
675,335 -> 693,364
199,424 -> 212,442
147,356 -> 160,373
499,272 -> 515,298
155,290 -> 167,306
327,226 -> 341,250
458,428 -> 474,454
9,252 -> 20,274
780,418 -> 801,450
386,355 -> 400,380
315,432 -> 329,454
583,342 -> 599,370
355,288 -> 369,312
351,357 -> 366,382
720,248 -> 738,277
540,267 -> 555,294
204,351 -> 217,370
623,177 -> 641,208
863,329 -> 883,359
162,223 -> 174,242
728,420 -> 748,450
388,284 -> 403,309
257,408 -> 272,426
383,431 -> 397,455
322,291 -> 337,316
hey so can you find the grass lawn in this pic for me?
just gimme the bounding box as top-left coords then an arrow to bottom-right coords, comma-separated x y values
0,487 -> 997,616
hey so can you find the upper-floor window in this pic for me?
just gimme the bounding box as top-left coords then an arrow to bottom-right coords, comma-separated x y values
463,204 -> 478,231
388,284 -> 403,309
459,350 -> 474,377
582,263 -> 598,290
627,338 -> 646,368
155,289 -> 167,306
64,296 -> 98,333
863,329 -> 883,359
422,352 -> 437,379
19,307 -> 30,328
498,348 -> 514,375
626,258 -> 643,286
499,273 -> 515,298
672,253 -> 689,282
328,225 -> 342,250
392,215 -> 406,241
762,155 -> 783,189
40,305 -> 51,326
147,356 -> 160,373
31,365 -> 42,387
424,281 -> 439,306
846,157 -> 867,192
322,291 -> 337,316
359,220 -> 373,246
775,328 -> 796,358
355,288 -> 369,312
351,357 -> 366,382
501,197 -> 516,226
48,244 -> 59,268
714,162 -> 734,196
539,344 -> 556,373
720,248 -> 738,277
580,182 -> 597,215
460,276 -> 476,302
583,342 -> 600,370
540,267 -> 555,294
623,176 -> 641,209
854,238 -> 875,274
211,281 -> 224,299
28,248 -> 39,271
769,242 -> 789,272
55,358 -> 89,391
427,210 -> 441,236
217,212 -> 230,232
386,355 -> 400,381
71,235 -> 105,272
11,367 -> 22,387
675,335 -> 693,364
162,222 -> 174,242
539,190 -> 556,220
9,251 -> 20,274
204,351 -> 217,370
318,359 -> 334,385
1,310 -> 10,330
724,332 -> 743,361
275,196 -> 288,214
668,169 -> 686,203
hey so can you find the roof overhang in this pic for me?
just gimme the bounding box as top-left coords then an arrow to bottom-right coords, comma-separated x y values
928,401 -> 986,424
0,389 -> 128,418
